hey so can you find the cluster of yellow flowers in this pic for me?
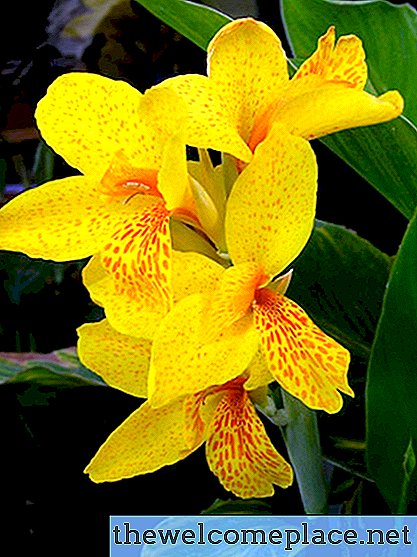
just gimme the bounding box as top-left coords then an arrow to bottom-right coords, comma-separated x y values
0,19 -> 403,498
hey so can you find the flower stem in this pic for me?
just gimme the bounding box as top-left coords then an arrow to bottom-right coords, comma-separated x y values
279,390 -> 329,514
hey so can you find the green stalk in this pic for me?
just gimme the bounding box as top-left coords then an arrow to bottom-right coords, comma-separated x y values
280,390 -> 329,514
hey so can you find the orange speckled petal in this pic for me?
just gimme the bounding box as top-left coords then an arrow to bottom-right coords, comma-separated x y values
208,18 -> 289,142
226,125 -> 317,277
294,26 -> 367,89
148,294 -> 259,408
101,200 -> 172,314
160,74 -> 252,162
85,398 -> 197,482
275,81 -> 403,141
0,175 -> 119,261
83,272 -> 165,340
253,289 -> 353,414
171,250 -> 223,304
35,72 -> 145,175
206,262 -> 264,336
77,319 -> 151,398
206,387 -> 293,498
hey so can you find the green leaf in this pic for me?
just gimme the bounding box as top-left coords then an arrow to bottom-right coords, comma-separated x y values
366,208 -> 417,511
32,141 -> 55,185
281,0 -> 417,218
287,221 -> 391,360
201,498 -> 272,515
0,348 -> 106,387
133,0 -> 231,49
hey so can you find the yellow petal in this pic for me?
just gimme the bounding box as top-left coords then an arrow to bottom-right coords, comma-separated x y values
85,399 -> 197,482
0,176 -> 118,261
171,250 -> 224,303
253,289 -> 353,414
101,200 -> 172,315
148,294 -> 259,407
226,125 -> 318,277
294,26 -> 367,89
83,269 -> 165,339
208,18 -> 289,142
244,347 -> 274,391
274,80 -> 403,140
35,73 -> 144,175
36,74 -> 189,177
205,262 -> 264,337
157,131 -> 192,212
206,387 -> 293,498
160,74 -> 252,162
77,319 -> 151,398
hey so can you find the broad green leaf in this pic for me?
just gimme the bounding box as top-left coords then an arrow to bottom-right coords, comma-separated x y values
281,0 -> 417,219
287,221 -> 391,360
366,208 -> 417,511
133,0 -> 231,49
0,348 -> 106,387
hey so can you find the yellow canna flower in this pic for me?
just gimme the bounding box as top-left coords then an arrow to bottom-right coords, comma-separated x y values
78,318 -> 292,498
0,73 -> 198,335
148,126 -> 353,414
161,18 -> 403,162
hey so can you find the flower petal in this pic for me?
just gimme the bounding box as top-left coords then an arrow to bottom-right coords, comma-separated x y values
205,262 -> 264,337
35,73 -> 144,175
85,399 -> 196,482
294,26 -> 367,89
0,176 -> 118,261
244,347 -> 274,391
36,74 -> 189,177
101,200 -> 172,314
208,18 -> 289,142
83,260 -> 165,339
226,125 -> 318,277
77,319 -> 151,398
253,289 -> 353,414
274,81 -> 403,141
161,74 -> 252,162
206,388 -> 293,498
171,250 -> 224,303
148,294 -> 259,408
157,131 -> 192,212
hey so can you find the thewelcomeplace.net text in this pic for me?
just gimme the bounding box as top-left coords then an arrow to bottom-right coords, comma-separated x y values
112,521 -> 412,551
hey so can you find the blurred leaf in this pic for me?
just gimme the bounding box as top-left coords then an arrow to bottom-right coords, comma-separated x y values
287,221 -> 391,360
133,0 -> 231,49
32,141 -> 55,185
281,0 -> 417,218
367,209 -> 417,511
0,347 -> 106,387
201,498 -> 272,515
0,252 -> 74,305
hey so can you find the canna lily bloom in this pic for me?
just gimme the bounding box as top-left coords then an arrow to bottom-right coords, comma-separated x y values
148,126 -> 353,413
78,319 -> 292,498
161,18 -> 403,162
0,73 -> 197,337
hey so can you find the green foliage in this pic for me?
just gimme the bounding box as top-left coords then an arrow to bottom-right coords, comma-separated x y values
133,0 -> 231,49
288,221 -> 391,360
202,498 -> 272,514
366,209 -> 417,511
0,347 -> 106,387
